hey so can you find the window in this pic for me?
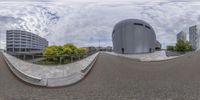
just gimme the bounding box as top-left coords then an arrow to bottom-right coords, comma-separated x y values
112,30 -> 115,38
134,23 -> 143,26
145,25 -> 151,30
8,45 -> 13,47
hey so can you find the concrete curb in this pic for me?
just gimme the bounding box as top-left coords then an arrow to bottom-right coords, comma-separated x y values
46,53 -> 99,87
81,53 -> 98,75
46,72 -> 83,87
105,51 -> 179,62
2,52 -> 46,86
2,52 -> 99,87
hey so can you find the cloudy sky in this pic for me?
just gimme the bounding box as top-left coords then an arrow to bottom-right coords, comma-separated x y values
0,0 -> 200,49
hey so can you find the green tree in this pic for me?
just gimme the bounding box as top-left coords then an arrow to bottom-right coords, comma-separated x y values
78,48 -> 87,57
185,41 -> 193,51
175,39 -> 193,52
175,39 -> 186,52
42,43 -> 89,65
167,45 -> 175,51
63,43 -> 78,56
63,47 -> 73,56
43,45 -> 64,62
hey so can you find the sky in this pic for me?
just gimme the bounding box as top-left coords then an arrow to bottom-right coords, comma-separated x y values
0,0 -> 200,49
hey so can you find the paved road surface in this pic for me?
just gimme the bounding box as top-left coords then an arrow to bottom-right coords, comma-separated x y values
1,52 -> 200,100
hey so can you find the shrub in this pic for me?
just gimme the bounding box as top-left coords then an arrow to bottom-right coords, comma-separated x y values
63,43 -> 78,56
167,45 -> 175,51
175,39 -> 193,52
43,45 -> 64,62
78,48 -> 87,57
42,43 -> 87,64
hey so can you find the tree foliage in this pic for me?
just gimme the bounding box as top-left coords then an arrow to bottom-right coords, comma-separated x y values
167,39 -> 193,52
167,45 -> 175,51
43,43 -> 87,62
43,45 -> 64,61
78,48 -> 87,56
63,43 -> 78,55
175,39 -> 193,52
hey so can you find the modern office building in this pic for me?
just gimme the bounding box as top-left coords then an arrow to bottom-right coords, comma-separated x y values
177,31 -> 187,42
189,25 -> 200,50
112,19 -> 157,54
6,30 -> 48,55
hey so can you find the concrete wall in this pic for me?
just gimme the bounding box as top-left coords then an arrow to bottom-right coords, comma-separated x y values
2,51 -> 99,87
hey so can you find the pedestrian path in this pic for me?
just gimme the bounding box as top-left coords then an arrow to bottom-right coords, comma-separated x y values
105,50 -> 178,61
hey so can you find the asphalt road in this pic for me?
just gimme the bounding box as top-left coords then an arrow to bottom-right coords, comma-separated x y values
1,52 -> 200,100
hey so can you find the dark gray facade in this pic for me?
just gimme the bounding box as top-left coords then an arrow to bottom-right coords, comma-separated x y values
112,19 -> 157,54
6,30 -> 48,55
155,40 -> 161,50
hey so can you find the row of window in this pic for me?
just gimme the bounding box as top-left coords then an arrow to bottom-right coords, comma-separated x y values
7,44 -> 47,47
7,48 -> 43,52
7,43 -> 47,45
7,38 -> 47,42
7,32 -> 46,41
7,36 -> 45,40
134,23 -> 151,30
7,45 -> 47,47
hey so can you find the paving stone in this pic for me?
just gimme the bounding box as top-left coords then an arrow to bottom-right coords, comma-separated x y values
1,52 -> 200,99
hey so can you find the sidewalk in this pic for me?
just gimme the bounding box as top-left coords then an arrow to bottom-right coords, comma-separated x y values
105,51 -> 178,61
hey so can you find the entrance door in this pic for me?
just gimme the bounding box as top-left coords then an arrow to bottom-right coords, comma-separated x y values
122,48 -> 124,54
149,48 -> 152,53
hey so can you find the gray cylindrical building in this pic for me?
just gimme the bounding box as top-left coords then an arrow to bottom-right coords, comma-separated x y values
112,19 -> 156,54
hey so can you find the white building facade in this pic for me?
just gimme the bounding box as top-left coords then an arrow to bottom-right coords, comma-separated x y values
177,31 -> 187,42
189,25 -> 200,50
6,30 -> 48,55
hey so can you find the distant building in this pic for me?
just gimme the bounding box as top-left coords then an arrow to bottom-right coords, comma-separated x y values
155,40 -> 162,50
105,46 -> 112,52
96,46 -> 112,52
96,47 -> 103,51
177,31 -> 187,42
83,46 -> 97,55
6,30 -> 48,55
189,25 -> 200,50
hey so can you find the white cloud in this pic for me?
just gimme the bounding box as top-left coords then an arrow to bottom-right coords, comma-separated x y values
1,1 -> 200,49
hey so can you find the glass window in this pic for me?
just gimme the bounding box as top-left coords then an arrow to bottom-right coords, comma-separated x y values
145,25 -> 151,30
134,23 -> 143,26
